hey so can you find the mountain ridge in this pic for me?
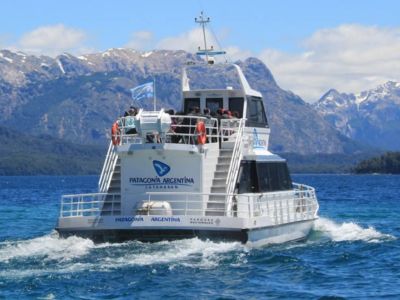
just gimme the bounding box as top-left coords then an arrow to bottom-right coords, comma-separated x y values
0,48 -> 369,154
314,81 -> 400,150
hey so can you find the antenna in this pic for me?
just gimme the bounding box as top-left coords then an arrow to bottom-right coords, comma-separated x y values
195,11 -> 226,64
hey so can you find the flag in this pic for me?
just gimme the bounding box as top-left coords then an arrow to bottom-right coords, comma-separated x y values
130,82 -> 154,101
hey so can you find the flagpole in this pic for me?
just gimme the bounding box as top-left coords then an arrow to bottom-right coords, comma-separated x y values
153,77 -> 156,111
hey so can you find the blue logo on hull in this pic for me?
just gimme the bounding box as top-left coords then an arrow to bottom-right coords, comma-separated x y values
253,128 -> 267,149
153,160 -> 171,177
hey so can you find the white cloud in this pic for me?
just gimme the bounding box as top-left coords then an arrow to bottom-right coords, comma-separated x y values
5,23 -> 400,102
16,24 -> 88,56
154,25 -> 400,102
157,27 -> 217,52
156,27 -> 251,62
259,24 -> 400,102
125,31 -> 154,50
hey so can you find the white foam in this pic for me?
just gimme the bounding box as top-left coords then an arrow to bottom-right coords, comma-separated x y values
102,238 -> 244,269
314,217 -> 395,243
0,235 -> 245,279
0,232 -> 94,263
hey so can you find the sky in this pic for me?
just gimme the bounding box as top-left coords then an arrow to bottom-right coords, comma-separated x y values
1,0 -> 400,102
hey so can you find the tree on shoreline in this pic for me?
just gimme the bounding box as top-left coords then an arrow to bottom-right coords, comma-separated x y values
353,152 -> 400,174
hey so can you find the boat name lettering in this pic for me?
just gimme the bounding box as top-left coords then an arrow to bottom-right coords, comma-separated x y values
189,217 -> 215,225
129,177 -> 194,185
151,217 -> 180,222
115,216 -> 144,222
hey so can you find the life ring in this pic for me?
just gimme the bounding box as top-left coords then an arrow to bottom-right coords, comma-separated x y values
196,121 -> 207,144
111,121 -> 120,145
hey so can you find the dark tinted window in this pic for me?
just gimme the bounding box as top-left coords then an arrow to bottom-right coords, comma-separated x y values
236,161 -> 258,193
229,97 -> 244,118
236,160 -> 292,193
206,98 -> 223,114
184,98 -> 200,113
246,97 -> 268,127
256,162 -> 292,192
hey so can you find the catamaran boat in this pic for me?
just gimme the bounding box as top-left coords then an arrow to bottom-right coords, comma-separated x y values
56,14 -> 319,245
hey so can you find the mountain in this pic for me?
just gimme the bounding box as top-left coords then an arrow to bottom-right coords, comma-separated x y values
0,125 -> 104,175
0,48 -> 365,154
314,81 -> 400,150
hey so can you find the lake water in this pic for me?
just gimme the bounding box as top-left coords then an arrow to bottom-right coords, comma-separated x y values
0,175 -> 398,299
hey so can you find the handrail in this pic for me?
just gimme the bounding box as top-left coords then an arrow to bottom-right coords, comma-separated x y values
98,141 -> 112,191
59,185 -> 319,223
60,193 -> 121,217
225,118 -> 245,216
98,141 -> 118,193
117,115 -> 219,145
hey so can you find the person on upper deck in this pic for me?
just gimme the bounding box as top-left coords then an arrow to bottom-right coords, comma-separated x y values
203,107 -> 211,119
125,106 -> 138,134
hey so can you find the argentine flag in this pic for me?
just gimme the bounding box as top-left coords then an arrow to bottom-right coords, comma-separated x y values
130,82 -> 154,101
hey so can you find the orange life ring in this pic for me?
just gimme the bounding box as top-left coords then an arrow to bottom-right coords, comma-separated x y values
196,121 -> 207,144
111,121 -> 120,145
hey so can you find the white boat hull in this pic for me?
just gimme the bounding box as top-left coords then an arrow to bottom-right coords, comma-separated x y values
56,214 -> 317,244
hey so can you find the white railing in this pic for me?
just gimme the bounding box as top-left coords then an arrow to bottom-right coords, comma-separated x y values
249,184 -> 319,225
98,141 -> 118,193
59,184 -> 318,224
224,118 -> 245,216
144,184 -> 318,222
60,193 -> 121,217
220,118 -> 241,142
116,116 -> 219,146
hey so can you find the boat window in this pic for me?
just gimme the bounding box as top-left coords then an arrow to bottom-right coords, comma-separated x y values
256,162 -> 292,192
236,161 -> 292,193
206,98 -> 223,114
229,97 -> 244,118
184,98 -> 200,113
246,97 -> 268,128
236,161 -> 259,193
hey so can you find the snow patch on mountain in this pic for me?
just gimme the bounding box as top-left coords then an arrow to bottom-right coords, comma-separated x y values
56,59 -> 65,74
314,81 -> 400,150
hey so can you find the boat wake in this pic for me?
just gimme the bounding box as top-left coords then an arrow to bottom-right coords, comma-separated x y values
0,232 -> 246,279
313,217 -> 395,243
0,218 -> 395,279
0,232 -> 95,263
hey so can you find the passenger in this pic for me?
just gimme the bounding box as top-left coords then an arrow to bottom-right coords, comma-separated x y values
222,109 -> 232,119
167,109 -> 176,131
128,106 -> 137,116
216,108 -> 224,147
203,107 -> 211,119
232,111 -> 240,119
190,107 -> 202,144
216,108 -> 223,126
125,107 -> 137,135
167,109 -> 180,143
203,108 -> 216,143
178,107 -> 195,144
192,106 -> 202,116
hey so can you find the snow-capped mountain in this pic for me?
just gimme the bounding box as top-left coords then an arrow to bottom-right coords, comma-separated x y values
314,81 -> 400,150
0,48 -> 364,154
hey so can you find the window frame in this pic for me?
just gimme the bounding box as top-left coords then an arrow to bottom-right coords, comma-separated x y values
245,97 -> 268,128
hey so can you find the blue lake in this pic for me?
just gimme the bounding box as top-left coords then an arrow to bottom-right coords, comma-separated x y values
0,175 -> 399,299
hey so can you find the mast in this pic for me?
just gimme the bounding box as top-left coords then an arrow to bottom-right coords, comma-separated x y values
195,11 -> 225,64
195,11 -> 210,62
153,76 -> 156,111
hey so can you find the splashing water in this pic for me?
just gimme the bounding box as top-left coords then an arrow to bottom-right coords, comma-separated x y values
0,231 -> 95,263
314,217 -> 395,243
0,234 -> 247,279
0,216 -> 394,278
